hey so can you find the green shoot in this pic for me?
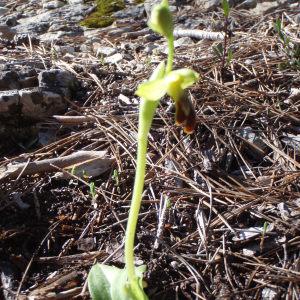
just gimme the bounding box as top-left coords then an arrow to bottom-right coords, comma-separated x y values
88,1 -> 199,299
259,221 -> 268,252
89,182 -> 96,200
112,169 -> 120,186
220,0 -> 233,70
221,0 -> 230,18
71,165 -> 76,176
274,19 -> 300,70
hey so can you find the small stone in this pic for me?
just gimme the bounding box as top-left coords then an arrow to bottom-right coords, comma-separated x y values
19,87 -> 67,118
68,0 -> 84,4
14,34 -> 40,46
144,0 -> 177,18
104,53 -> 123,64
0,90 -> 20,114
174,37 -> 193,48
77,238 -> 96,251
261,288 -> 277,300
53,45 -> 75,55
0,71 -> 20,91
170,261 -> 179,269
5,16 -> 18,27
79,43 -> 90,52
236,0 -> 257,9
195,0 -> 220,11
0,7 -> 8,16
281,134 -> 300,154
38,69 -> 77,98
277,202 -> 291,221
237,126 -> 268,155
19,76 -> 38,89
144,43 -> 158,54
92,43 -> 117,57
43,0 -> 65,9
0,25 -> 17,40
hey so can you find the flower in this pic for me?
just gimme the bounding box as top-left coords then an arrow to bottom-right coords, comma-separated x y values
136,67 -> 199,133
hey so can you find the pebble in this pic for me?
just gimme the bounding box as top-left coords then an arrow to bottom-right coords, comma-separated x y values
92,44 -> 117,57
104,53 -> 123,64
20,88 -> 66,118
0,25 -> 17,40
43,0 -> 65,10
53,45 -> 75,55
0,7 -> 8,16
174,37 -> 193,48
0,90 -> 20,114
0,71 -> 20,91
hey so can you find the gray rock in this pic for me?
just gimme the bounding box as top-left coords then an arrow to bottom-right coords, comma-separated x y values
237,126 -> 269,157
236,0 -> 257,9
38,69 -> 78,98
0,7 -> 8,16
174,36 -> 193,47
53,45 -> 75,55
19,76 -> 38,89
295,14 -> 300,25
92,44 -> 117,57
68,0 -> 84,3
0,71 -> 20,91
144,0 -> 178,18
79,43 -> 91,52
104,53 -> 123,64
113,4 -> 144,19
0,90 -> 20,114
281,134 -> 300,155
43,0 -> 65,9
144,43 -> 158,54
0,25 -> 17,40
19,87 -> 66,118
195,0 -> 257,10
14,34 -> 40,46
4,16 -> 18,27
195,0 -> 220,11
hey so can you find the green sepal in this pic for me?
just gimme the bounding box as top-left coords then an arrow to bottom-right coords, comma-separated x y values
135,62 -> 166,101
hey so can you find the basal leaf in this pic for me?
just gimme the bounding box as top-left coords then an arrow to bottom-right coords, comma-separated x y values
88,264 -> 148,300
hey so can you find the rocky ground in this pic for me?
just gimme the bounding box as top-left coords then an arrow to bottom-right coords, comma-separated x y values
0,0 -> 299,299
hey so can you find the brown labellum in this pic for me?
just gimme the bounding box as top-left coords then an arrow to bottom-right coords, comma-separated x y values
175,91 -> 196,134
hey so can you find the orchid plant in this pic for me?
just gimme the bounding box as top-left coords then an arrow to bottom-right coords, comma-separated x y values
88,1 -> 199,299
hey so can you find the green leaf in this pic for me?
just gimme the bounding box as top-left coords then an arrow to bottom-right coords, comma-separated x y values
88,264 -> 148,300
226,48 -> 233,64
88,264 -> 116,300
275,19 -> 281,33
90,182 -> 96,199
222,0 -> 230,18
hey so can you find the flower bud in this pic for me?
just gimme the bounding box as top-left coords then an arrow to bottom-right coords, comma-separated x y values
148,0 -> 173,39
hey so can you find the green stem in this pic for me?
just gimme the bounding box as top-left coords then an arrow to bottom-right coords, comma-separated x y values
166,35 -> 174,74
125,99 -> 158,289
